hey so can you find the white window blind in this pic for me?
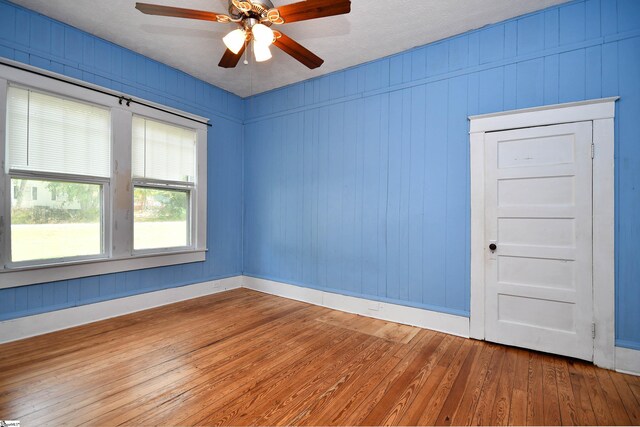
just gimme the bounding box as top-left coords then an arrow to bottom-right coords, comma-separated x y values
132,116 -> 196,183
6,86 -> 111,177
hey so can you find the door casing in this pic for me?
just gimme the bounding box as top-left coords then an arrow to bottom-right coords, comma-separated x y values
468,97 -> 618,369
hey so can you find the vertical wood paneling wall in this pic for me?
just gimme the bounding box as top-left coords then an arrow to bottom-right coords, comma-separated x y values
1,0 -> 638,352
243,0 -> 640,349
0,0 -> 244,321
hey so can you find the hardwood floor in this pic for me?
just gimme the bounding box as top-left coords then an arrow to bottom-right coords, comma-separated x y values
0,288 -> 638,426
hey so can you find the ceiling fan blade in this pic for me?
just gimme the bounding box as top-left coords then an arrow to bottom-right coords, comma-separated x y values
276,0 -> 351,24
273,33 -> 324,69
135,3 -> 224,22
218,45 -> 246,68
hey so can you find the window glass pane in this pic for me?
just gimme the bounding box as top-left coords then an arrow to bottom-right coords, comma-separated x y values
11,178 -> 103,262
6,86 -> 111,177
134,187 -> 189,250
132,116 -> 196,183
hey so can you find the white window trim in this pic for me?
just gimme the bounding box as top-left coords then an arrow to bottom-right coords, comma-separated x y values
0,60 -> 208,289
131,180 -> 195,255
130,115 -> 199,255
5,170 -> 112,269
468,97 -> 618,369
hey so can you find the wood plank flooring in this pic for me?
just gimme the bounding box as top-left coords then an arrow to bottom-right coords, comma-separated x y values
0,288 -> 638,426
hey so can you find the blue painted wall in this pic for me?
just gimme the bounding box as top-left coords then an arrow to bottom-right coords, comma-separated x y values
243,0 -> 640,349
0,0 -> 244,321
1,0 -> 638,351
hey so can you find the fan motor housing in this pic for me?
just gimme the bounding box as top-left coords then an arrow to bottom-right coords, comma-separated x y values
229,0 -> 275,21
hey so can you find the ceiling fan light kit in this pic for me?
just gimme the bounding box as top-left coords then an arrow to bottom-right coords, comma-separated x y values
253,40 -> 273,62
251,23 -> 274,45
135,0 -> 351,69
222,28 -> 246,54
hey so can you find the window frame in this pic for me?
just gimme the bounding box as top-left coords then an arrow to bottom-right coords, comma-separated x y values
0,61 -> 208,289
132,180 -> 194,254
6,172 -> 110,268
131,114 -> 198,255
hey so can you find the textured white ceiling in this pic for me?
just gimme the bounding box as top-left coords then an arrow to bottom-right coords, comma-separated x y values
11,0 -> 570,98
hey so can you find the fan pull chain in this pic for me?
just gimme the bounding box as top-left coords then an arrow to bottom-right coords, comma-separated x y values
244,39 -> 249,65
250,42 -> 254,97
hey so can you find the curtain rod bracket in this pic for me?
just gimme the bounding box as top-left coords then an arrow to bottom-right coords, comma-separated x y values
118,96 -> 132,107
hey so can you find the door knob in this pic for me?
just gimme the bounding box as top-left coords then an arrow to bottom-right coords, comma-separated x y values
489,243 -> 497,251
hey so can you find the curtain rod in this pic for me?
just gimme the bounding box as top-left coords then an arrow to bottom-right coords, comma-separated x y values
0,60 -> 212,128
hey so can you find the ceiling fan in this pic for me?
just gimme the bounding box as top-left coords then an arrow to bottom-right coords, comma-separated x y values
135,0 -> 351,69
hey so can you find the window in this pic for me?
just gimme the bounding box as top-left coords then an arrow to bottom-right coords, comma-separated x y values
6,86 -> 110,264
0,64 -> 208,288
11,178 -> 102,262
132,117 -> 196,251
133,187 -> 189,250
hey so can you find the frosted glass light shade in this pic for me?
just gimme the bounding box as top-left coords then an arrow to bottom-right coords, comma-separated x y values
253,41 -> 272,62
223,29 -> 246,54
252,23 -> 274,46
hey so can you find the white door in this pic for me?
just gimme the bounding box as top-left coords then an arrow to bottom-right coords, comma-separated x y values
484,121 -> 594,361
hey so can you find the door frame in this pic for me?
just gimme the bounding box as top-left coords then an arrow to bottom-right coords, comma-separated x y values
469,97 -> 618,369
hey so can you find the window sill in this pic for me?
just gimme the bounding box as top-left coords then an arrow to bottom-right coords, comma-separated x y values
0,249 -> 207,289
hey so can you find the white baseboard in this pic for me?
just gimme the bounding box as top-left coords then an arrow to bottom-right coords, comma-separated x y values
5,273 -> 634,376
242,276 -> 470,338
0,276 -> 242,344
615,347 -> 640,376
0,274 -> 469,344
